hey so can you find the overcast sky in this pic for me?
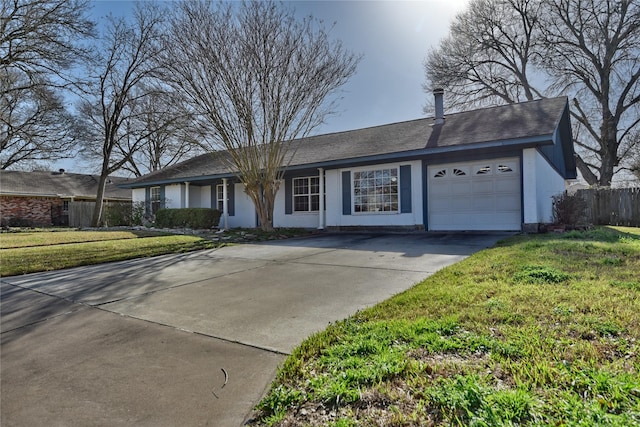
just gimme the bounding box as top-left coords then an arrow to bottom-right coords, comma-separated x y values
60,0 -> 469,173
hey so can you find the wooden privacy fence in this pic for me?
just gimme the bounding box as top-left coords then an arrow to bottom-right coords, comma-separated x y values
576,188 -> 640,227
68,201 -> 94,227
68,201 -> 133,227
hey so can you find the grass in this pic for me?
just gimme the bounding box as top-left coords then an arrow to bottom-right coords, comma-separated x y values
0,230 -> 217,276
0,229 -> 164,249
251,226 -> 640,426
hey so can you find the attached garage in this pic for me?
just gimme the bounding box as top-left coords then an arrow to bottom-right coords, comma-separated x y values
427,158 -> 521,231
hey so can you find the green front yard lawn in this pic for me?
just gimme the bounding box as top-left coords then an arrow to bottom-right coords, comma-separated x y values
0,229 -> 165,249
0,230 -> 217,276
253,227 -> 640,426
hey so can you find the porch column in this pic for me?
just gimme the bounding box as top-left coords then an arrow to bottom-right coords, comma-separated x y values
184,182 -> 190,208
222,178 -> 229,229
318,168 -> 325,230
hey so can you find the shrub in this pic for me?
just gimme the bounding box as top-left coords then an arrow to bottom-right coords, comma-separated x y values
6,217 -> 33,227
155,208 -> 221,229
552,191 -> 588,227
131,202 -> 146,226
103,202 -> 133,226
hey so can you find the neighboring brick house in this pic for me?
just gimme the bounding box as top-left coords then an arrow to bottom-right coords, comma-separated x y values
0,170 -> 132,226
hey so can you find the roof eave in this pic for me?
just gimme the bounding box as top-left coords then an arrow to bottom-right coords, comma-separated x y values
287,133 -> 554,171
118,172 -> 239,188
122,134 -> 554,188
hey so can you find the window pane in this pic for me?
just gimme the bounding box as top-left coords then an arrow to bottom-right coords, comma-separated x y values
352,168 -> 399,213
294,195 -> 309,211
151,187 -> 161,201
293,176 -> 322,212
310,195 -> 320,211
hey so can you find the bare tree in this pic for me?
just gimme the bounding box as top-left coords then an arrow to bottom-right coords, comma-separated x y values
83,87 -> 201,177
80,3 -> 165,226
540,0 -> 640,186
1,71 -> 84,169
424,0 -> 640,186
0,0 -> 94,169
161,1 -> 359,231
424,0 -> 544,110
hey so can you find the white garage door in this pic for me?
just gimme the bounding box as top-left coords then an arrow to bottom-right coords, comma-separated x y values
428,158 -> 521,231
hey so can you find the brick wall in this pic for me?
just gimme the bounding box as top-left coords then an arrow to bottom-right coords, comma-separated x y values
0,196 -> 62,226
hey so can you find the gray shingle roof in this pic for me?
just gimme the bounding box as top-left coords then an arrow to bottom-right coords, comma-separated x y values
0,170 -> 132,200
128,96 -> 569,186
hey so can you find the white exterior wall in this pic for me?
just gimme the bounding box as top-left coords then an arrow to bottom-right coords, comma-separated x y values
188,185 -> 201,208
522,149 -> 537,224
273,179 -> 322,228
326,160 -> 424,228
200,185 -> 212,209
535,150 -> 566,223
132,188 -> 145,204
522,148 -> 566,224
228,183 -> 256,228
164,184 -> 182,209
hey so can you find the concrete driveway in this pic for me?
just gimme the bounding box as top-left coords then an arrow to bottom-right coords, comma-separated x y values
1,232 -> 509,426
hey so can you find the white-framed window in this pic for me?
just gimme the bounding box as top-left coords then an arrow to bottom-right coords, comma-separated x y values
293,176 -> 320,212
62,200 -> 70,213
353,168 -> 399,213
150,186 -> 161,214
216,184 -> 225,211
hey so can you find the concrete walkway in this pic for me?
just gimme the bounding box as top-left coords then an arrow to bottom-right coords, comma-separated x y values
1,232 -> 509,426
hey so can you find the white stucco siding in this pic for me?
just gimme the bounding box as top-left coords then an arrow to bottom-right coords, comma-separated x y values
200,186 -> 212,209
132,188 -> 145,204
188,185 -> 201,208
325,169 -> 341,227
164,184 -> 182,209
273,180 -> 320,228
522,148 -> 566,224
227,183 -> 256,228
535,150 -> 566,223
326,160 -> 424,228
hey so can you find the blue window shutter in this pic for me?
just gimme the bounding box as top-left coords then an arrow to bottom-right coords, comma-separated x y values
159,186 -> 166,209
342,171 -> 351,215
227,181 -> 235,216
285,177 -> 292,214
144,187 -> 150,215
211,185 -> 216,209
400,165 -> 411,213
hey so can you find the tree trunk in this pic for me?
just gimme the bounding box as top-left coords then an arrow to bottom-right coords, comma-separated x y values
91,161 -> 110,227
598,112 -> 619,187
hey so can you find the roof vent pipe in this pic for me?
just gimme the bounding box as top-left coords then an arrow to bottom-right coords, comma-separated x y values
433,88 -> 445,125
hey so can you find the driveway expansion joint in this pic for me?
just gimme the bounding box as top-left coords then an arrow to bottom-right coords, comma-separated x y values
94,307 -> 291,357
